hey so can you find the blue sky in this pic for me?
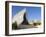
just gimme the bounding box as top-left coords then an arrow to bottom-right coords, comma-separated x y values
12,6 -> 41,21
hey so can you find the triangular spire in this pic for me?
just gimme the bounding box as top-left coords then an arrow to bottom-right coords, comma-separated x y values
12,8 -> 26,25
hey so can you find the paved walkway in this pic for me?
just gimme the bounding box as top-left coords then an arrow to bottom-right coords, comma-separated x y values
18,24 -> 38,29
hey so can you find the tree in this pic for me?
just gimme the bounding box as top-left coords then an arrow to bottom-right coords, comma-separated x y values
12,21 -> 17,30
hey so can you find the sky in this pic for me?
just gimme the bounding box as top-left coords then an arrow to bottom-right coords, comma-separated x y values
12,6 -> 41,21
